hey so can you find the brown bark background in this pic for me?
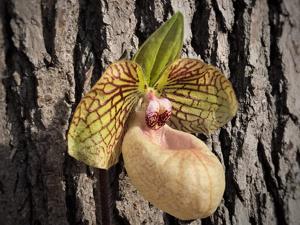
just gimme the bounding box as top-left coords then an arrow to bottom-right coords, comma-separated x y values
0,0 -> 299,224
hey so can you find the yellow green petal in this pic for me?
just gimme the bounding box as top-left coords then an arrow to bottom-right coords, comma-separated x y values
68,60 -> 147,169
154,58 -> 238,134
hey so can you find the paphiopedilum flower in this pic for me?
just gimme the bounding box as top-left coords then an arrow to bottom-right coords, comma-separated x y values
68,12 -> 238,220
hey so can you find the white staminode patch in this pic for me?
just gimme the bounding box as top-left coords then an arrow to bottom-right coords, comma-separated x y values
158,98 -> 172,112
146,100 -> 160,115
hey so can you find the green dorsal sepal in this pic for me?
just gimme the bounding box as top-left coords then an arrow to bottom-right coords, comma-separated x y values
133,12 -> 184,86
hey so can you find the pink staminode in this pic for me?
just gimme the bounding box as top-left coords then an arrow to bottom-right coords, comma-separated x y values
158,98 -> 172,112
145,95 -> 172,130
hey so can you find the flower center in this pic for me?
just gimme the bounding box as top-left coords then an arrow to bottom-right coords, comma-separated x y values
145,92 -> 172,130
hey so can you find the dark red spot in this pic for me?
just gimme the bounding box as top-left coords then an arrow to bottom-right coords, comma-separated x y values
158,111 -> 171,127
145,112 -> 159,129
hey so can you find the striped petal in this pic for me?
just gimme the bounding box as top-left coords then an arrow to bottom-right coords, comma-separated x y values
154,58 -> 238,134
68,60 -> 147,169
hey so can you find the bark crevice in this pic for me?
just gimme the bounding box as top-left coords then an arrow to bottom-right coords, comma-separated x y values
134,0 -> 160,47
1,1 -> 39,224
40,0 -> 57,62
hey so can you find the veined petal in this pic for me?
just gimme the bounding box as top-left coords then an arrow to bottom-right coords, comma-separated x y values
154,58 -> 238,134
68,60 -> 147,169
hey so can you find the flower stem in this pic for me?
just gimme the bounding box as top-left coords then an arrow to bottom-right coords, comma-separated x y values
99,169 -> 112,225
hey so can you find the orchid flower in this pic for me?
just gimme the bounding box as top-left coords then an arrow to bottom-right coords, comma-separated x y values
67,12 -> 238,220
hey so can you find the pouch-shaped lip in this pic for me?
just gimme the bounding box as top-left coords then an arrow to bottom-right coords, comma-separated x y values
143,121 -> 204,150
122,111 -> 225,220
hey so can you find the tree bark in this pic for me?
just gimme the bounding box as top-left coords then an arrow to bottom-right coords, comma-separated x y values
0,0 -> 299,225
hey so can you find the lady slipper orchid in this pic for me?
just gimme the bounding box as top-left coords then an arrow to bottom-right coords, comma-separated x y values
67,12 -> 238,220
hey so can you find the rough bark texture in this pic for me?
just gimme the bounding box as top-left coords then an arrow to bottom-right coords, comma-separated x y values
0,0 -> 299,225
